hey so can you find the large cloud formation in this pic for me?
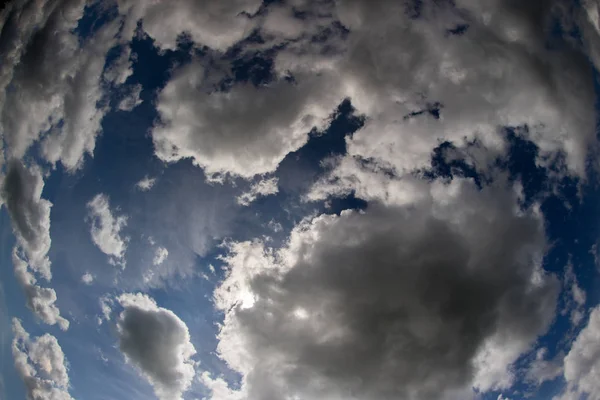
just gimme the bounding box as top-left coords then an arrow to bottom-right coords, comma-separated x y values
152,62 -> 344,179
210,178 -> 559,400
116,293 -> 197,400
0,0 -> 121,171
12,318 -> 73,400
150,0 -> 598,182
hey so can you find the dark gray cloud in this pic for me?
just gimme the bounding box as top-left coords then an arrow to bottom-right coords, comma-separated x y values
116,293 -> 196,400
211,178 -> 559,400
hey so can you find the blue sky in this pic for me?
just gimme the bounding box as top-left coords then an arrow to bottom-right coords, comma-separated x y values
1,1 -> 600,400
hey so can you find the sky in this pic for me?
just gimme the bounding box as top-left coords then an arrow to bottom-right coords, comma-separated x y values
0,0 -> 599,400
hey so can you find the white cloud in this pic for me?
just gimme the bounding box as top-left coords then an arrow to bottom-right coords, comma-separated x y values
116,293 -> 196,400
1,161 -> 52,278
97,295 -> 114,326
118,83 -> 143,112
0,0 -> 121,171
86,194 -> 129,265
153,247 -> 169,266
136,176 -> 157,191
116,0 -> 262,51
1,161 -> 67,329
81,273 -> 94,285
13,249 -> 69,331
559,305 -> 600,400
526,347 -> 563,386
11,318 -> 73,400
237,177 -> 279,206
209,178 -> 558,400
152,60 -> 345,180
562,263 -> 587,326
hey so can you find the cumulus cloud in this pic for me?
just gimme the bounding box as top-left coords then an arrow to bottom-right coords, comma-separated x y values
209,178 -> 558,400
116,0 -> 262,51
1,161 -> 67,329
135,176 -> 157,191
297,0 -> 598,196
153,247 -> 169,266
558,306 -> 600,400
0,0 -> 121,171
116,293 -> 196,400
2,161 -> 52,278
237,177 -> 279,206
86,194 -> 129,265
152,60 -> 345,180
13,250 -> 69,331
12,318 -> 73,400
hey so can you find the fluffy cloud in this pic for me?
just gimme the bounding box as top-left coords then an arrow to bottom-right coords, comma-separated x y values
210,178 -> 558,400
12,318 -> 73,400
13,250 -> 69,331
152,61 -> 345,179
237,177 -> 279,206
116,0 -> 262,51
2,161 -> 52,278
116,293 -> 196,400
0,0 -> 120,171
304,0 -> 596,192
559,305 -> 600,400
1,161 -> 68,329
153,247 -> 169,266
86,194 -> 129,265
81,273 -> 94,285
135,176 -> 157,191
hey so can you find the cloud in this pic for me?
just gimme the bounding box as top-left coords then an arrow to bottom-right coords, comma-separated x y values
86,194 -> 129,265
0,0 -> 121,171
210,178 -> 558,400
116,0 -> 262,51
153,247 -> 169,266
561,263 -> 587,326
237,177 -> 279,206
81,273 -> 94,285
13,250 -> 69,331
1,161 -> 52,278
116,293 -> 196,400
135,176 -> 157,191
152,60 -> 345,180
558,305 -> 600,400
11,318 -> 73,400
1,161 -> 68,329
526,347 -> 563,386
118,83 -> 143,112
